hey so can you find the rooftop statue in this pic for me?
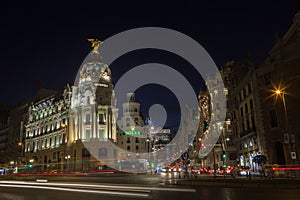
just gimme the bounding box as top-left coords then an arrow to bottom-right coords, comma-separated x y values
88,38 -> 102,54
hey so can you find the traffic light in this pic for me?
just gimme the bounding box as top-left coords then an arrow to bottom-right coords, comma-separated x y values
221,151 -> 226,161
203,120 -> 209,132
29,164 -> 33,168
199,142 -> 204,148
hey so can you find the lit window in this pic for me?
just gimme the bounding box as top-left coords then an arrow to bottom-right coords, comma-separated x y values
249,140 -> 253,147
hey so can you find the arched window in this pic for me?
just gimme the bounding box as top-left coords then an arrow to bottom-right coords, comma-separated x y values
134,118 -> 139,125
126,118 -> 130,127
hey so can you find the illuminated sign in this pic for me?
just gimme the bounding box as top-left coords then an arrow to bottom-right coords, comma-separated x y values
125,131 -> 141,135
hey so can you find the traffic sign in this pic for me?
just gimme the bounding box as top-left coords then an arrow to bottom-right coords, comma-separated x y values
291,152 -> 297,160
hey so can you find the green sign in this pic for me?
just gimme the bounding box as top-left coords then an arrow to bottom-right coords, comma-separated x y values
125,130 -> 141,135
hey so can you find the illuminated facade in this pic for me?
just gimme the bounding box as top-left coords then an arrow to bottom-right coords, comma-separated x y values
117,92 -> 148,159
24,88 -> 71,172
226,61 -> 263,169
70,48 -> 118,171
24,43 -> 119,172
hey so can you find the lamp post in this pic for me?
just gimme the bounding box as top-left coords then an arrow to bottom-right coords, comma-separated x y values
17,141 -> 24,165
65,155 -> 71,172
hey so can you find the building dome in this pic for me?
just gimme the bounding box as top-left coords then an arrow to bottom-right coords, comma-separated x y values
72,40 -> 113,109
76,52 -> 111,85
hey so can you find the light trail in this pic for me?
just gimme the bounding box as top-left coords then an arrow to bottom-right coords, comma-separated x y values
0,180 -> 196,193
0,183 -> 150,198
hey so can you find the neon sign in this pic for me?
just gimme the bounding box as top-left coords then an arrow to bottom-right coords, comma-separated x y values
125,131 -> 141,135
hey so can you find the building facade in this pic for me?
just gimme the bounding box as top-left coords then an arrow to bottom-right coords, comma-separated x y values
24,87 -> 71,172
255,11 -> 300,165
116,92 -> 148,160
225,61 -> 264,170
24,47 -> 119,172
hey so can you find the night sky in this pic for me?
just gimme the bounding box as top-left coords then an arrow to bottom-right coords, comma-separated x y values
0,1 -> 298,129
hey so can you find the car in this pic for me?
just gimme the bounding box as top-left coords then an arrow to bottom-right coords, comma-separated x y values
239,166 -> 250,176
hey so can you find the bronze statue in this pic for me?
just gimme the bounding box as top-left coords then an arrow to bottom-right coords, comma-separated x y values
88,38 -> 102,54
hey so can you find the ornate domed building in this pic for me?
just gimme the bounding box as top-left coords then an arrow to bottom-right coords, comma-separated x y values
23,41 -> 119,173
69,40 -> 118,171
71,45 -> 117,143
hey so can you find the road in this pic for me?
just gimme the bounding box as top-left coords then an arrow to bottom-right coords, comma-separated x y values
0,174 -> 299,200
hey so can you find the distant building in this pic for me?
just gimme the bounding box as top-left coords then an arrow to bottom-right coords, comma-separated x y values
224,61 -> 263,170
152,128 -> 171,152
0,102 -> 11,130
116,92 -> 148,160
0,102 -> 11,155
0,127 -> 9,154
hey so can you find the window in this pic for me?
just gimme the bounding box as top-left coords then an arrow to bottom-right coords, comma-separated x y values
127,146 -> 130,150
99,113 -> 104,124
135,138 -> 139,143
85,129 -> 91,140
136,146 -> 139,150
251,115 -> 256,129
54,136 -> 57,147
248,83 -> 252,93
244,103 -> 248,114
250,99 -> 253,110
134,118 -> 139,125
86,114 -> 91,124
86,96 -> 90,105
127,137 -> 130,143
59,135 -> 62,144
49,138 -> 52,148
249,140 -> 253,147
264,73 -> 271,85
245,116 -> 249,130
99,128 -> 105,140
126,118 -> 130,127
99,96 -> 103,104
269,109 -> 278,128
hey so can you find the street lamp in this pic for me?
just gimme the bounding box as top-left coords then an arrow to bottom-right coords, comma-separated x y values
64,155 -> 71,172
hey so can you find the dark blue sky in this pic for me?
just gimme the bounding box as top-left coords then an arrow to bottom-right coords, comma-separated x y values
0,1 -> 298,129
